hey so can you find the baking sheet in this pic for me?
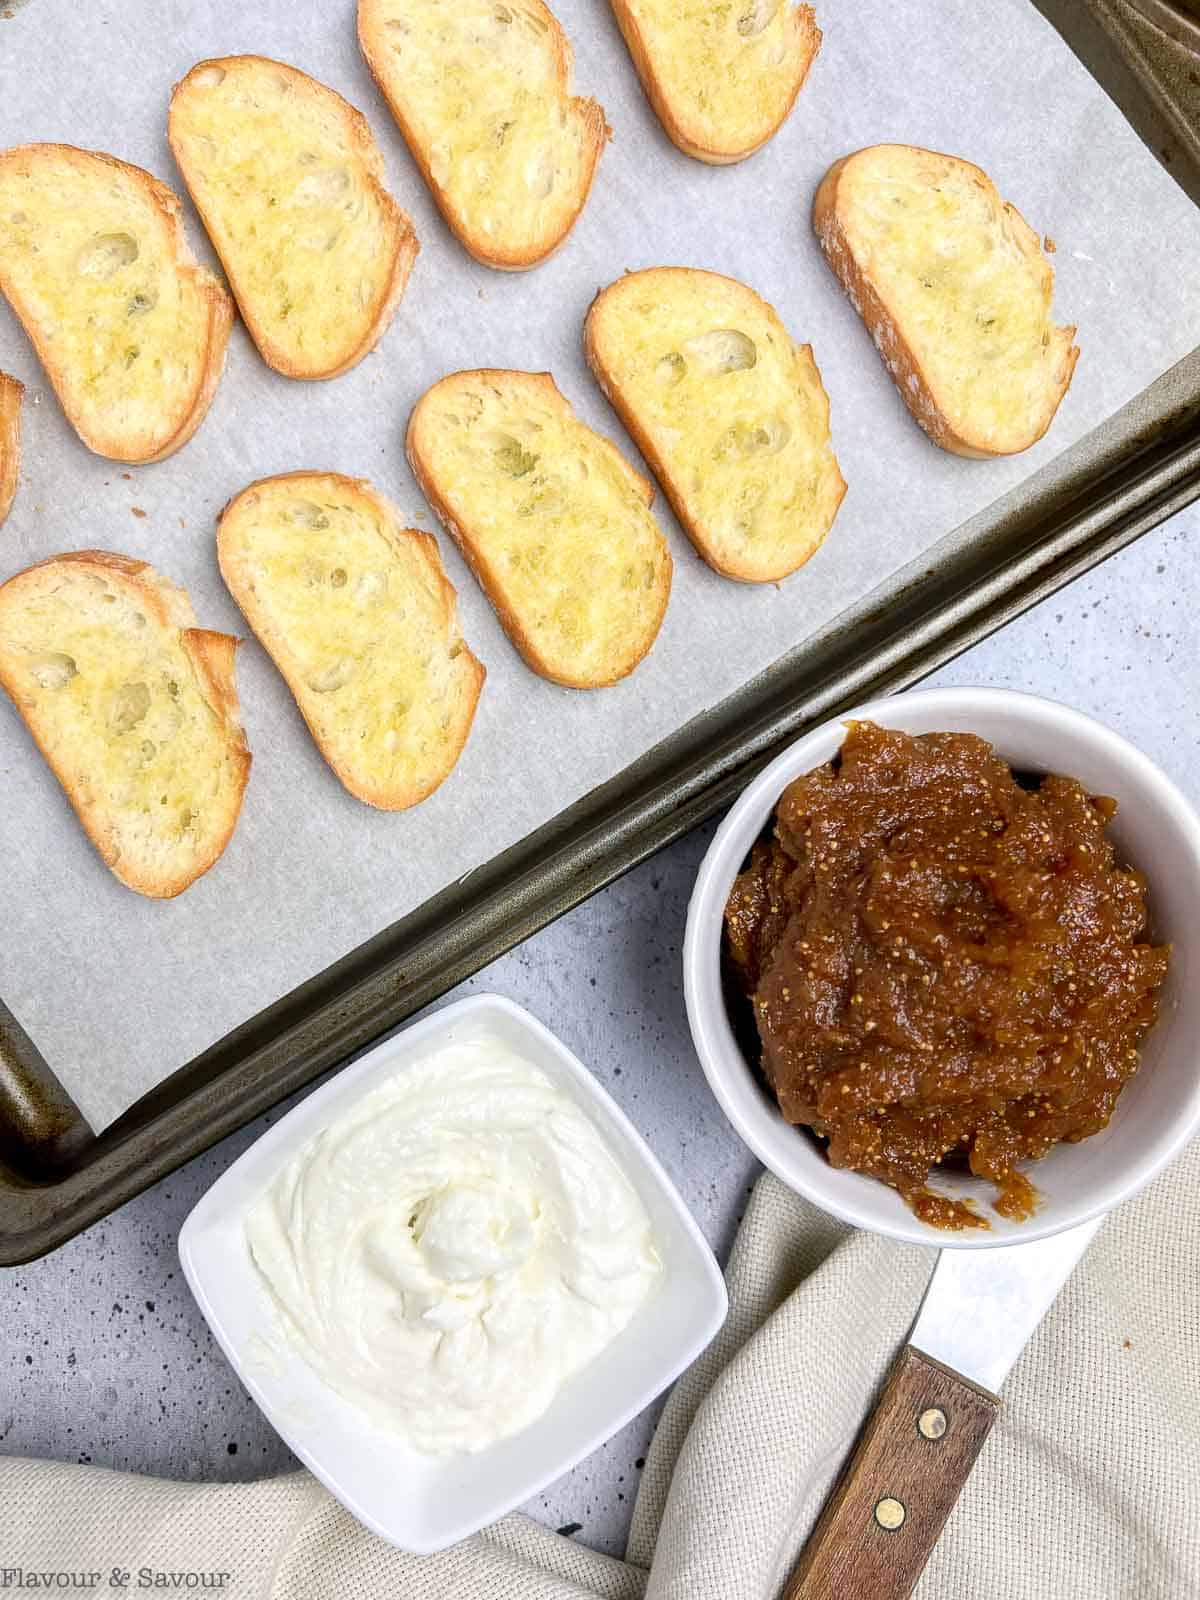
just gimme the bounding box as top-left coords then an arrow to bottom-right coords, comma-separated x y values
2,0 -> 1199,1132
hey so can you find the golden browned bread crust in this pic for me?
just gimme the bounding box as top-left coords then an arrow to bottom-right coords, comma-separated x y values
814,145 -> 1079,458
358,0 -> 608,270
585,266 -> 846,582
0,551 -> 250,897
0,373 -> 22,527
407,369 -> 671,687
218,471 -> 484,809
0,144 -> 233,463
169,56 -> 419,380
609,0 -> 820,165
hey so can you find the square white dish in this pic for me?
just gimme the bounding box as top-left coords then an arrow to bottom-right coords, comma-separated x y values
179,993 -> 727,1553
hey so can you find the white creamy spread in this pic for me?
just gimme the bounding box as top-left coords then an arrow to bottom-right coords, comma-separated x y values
245,1032 -> 662,1455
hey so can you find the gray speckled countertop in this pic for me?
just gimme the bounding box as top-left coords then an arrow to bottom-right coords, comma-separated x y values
2,507 -> 1198,1559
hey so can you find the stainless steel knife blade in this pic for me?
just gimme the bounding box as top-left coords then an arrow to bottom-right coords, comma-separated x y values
909,1217 -> 1105,1395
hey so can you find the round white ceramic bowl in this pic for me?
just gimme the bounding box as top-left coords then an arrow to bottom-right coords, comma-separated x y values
684,687 -> 1200,1249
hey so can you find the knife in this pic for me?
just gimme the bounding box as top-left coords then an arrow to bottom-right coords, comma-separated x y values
783,1217 -> 1104,1600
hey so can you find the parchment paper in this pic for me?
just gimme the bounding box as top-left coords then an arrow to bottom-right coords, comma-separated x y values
2,0 -> 1199,1132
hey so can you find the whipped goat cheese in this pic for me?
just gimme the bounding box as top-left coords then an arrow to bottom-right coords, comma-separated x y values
245,1031 -> 661,1455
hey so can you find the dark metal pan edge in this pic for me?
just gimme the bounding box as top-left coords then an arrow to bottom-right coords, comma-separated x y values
1038,0 -> 1200,207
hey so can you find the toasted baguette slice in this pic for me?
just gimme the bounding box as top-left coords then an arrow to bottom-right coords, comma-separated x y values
0,552 -> 250,898
408,370 -> 671,686
0,373 -> 22,526
814,145 -> 1079,458
218,473 -> 484,810
0,145 -> 233,463
610,0 -> 820,164
169,57 -> 419,380
586,268 -> 845,583
358,0 -> 607,270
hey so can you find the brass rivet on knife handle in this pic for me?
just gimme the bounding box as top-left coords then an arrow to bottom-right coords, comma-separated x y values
782,1345 -> 999,1600
917,1407 -> 947,1440
873,1496 -> 906,1530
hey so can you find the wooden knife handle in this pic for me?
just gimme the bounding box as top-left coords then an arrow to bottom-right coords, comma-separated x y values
783,1344 -> 999,1600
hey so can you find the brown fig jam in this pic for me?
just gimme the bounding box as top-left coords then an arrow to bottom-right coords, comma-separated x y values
724,721 -> 1168,1229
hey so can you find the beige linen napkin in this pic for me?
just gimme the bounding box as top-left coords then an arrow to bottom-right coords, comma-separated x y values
2,1140 -> 1198,1600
